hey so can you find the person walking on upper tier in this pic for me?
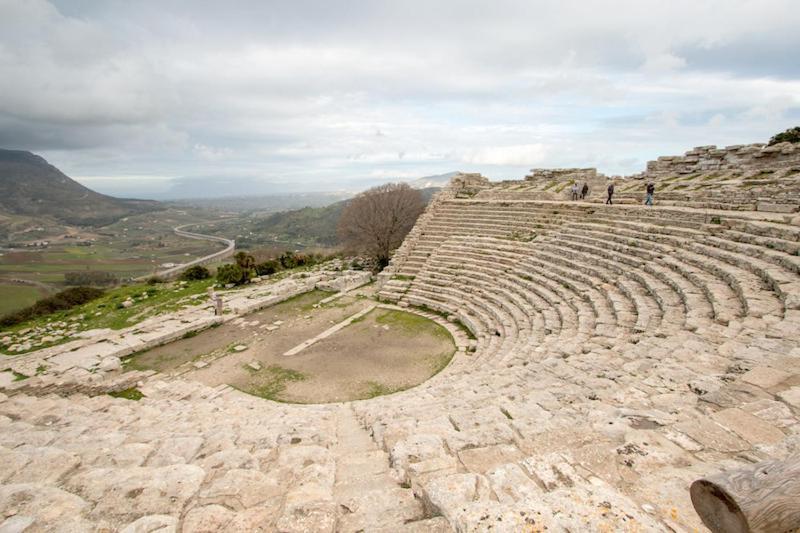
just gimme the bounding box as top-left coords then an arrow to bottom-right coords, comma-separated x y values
580,182 -> 589,200
645,182 -> 655,206
570,182 -> 579,201
606,182 -> 615,205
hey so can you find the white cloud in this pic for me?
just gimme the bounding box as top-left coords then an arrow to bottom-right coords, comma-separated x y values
0,0 -> 798,193
464,144 -> 549,166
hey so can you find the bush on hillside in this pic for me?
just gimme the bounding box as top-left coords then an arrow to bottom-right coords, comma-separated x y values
0,286 -> 105,328
64,270 -> 118,287
255,259 -> 281,276
179,265 -> 211,281
768,126 -> 800,145
216,263 -> 245,285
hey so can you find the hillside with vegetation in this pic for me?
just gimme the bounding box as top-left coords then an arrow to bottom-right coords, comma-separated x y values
0,149 -> 161,227
225,187 -> 440,249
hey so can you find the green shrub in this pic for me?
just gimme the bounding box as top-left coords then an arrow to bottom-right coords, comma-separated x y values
768,126 -> 800,145
279,251 -> 299,269
217,263 -> 245,285
0,286 -> 105,327
64,270 -> 117,287
255,259 -> 281,276
179,265 -> 211,281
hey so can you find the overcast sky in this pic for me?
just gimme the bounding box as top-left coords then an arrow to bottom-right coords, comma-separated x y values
1,0 -> 799,197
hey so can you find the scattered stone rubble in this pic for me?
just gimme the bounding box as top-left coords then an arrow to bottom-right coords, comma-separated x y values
2,165 -> 800,530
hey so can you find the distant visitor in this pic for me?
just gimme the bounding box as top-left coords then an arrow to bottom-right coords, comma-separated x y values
580,182 -> 589,200
645,182 -> 655,206
570,182 -> 579,201
606,182 -> 615,205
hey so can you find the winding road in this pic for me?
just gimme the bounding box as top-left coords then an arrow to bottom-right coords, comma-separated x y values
136,223 -> 235,281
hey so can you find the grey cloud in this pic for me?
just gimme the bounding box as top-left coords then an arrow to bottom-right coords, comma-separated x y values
2,0 -> 800,191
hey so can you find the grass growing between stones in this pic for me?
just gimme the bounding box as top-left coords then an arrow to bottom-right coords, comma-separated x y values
361,381 -> 401,399
108,387 -> 144,401
240,365 -> 307,400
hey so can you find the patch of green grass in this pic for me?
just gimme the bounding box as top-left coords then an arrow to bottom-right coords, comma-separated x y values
391,274 -> 415,281
181,330 -> 198,339
361,381 -> 401,399
12,370 -> 29,381
0,279 -> 216,355
244,364 -> 307,400
428,349 -> 455,375
375,309 -> 451,340
108,387 -> 144,401
0,284 -> 48,315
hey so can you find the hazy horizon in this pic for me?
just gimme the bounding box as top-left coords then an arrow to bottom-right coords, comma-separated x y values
1,0 -> 799,197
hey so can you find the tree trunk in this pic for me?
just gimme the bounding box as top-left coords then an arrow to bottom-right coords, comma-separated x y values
690,456 -> 800,533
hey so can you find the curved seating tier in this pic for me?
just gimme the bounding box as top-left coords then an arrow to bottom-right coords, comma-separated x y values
2,196 -> 799,531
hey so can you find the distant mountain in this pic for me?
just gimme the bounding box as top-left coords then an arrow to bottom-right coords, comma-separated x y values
171,191 -> 354,214
0,149 -> 160,226
406,171 -> 459,189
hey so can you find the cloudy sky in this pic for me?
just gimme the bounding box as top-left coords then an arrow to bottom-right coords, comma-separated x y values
1,0 -> 799,198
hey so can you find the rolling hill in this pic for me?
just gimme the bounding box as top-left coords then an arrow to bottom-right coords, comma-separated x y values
239,187 -> 441,248
0,149 -> 161,227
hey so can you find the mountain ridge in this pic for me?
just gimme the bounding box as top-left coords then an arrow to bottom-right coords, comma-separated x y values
0,149 -> 161,227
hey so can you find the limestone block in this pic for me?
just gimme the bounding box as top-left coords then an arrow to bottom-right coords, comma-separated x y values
148,437 -> 204,467
0,447 -> 30,482
120,514 -> 178,533
8,446 -> 81,484
275,496 -> 336,533
741,399 -> 797,428
420,473 -> 493,522
198,468 -> 282,510
198,449 -> 257,472
486,463 -> 543,503
740,366 -> 791,389
457,443 -> 524,474
710,407 -> 785,445
0,483 -> 90,527
777,386 -> 800,411
673,418 -> 748,453
181,504 -> 233,532
99,356 -> 122,372
65,464 -> 205,520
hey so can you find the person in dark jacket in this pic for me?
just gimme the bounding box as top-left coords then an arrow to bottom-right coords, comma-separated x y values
606,182 -> 615,205
580,182 -> 589,200
645,182 -> 655,206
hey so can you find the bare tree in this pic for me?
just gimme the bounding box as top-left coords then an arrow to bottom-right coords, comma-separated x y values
338,183 -> 424,270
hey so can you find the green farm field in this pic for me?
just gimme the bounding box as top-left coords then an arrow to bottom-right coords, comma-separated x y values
0,207 -> 233,312
0,283 -> 48,315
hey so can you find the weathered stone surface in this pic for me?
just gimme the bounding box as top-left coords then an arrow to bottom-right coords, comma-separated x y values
198,468 -> 282,510
420,473 -> 493,522
740,366 -> 791,389
66,464 -> 205,520
120,514 -> 178,533
0,483 -> 89,526
711,407 -> 785,445
4,179 -> 800,531
778,386 -> 800,410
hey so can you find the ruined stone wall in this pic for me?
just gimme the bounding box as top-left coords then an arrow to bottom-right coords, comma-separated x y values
525,168 -> 600,182
523,167 -> 610,199
643,142 -> 800,178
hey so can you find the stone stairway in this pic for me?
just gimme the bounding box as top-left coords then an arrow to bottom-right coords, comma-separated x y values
3,179 -> 800,531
